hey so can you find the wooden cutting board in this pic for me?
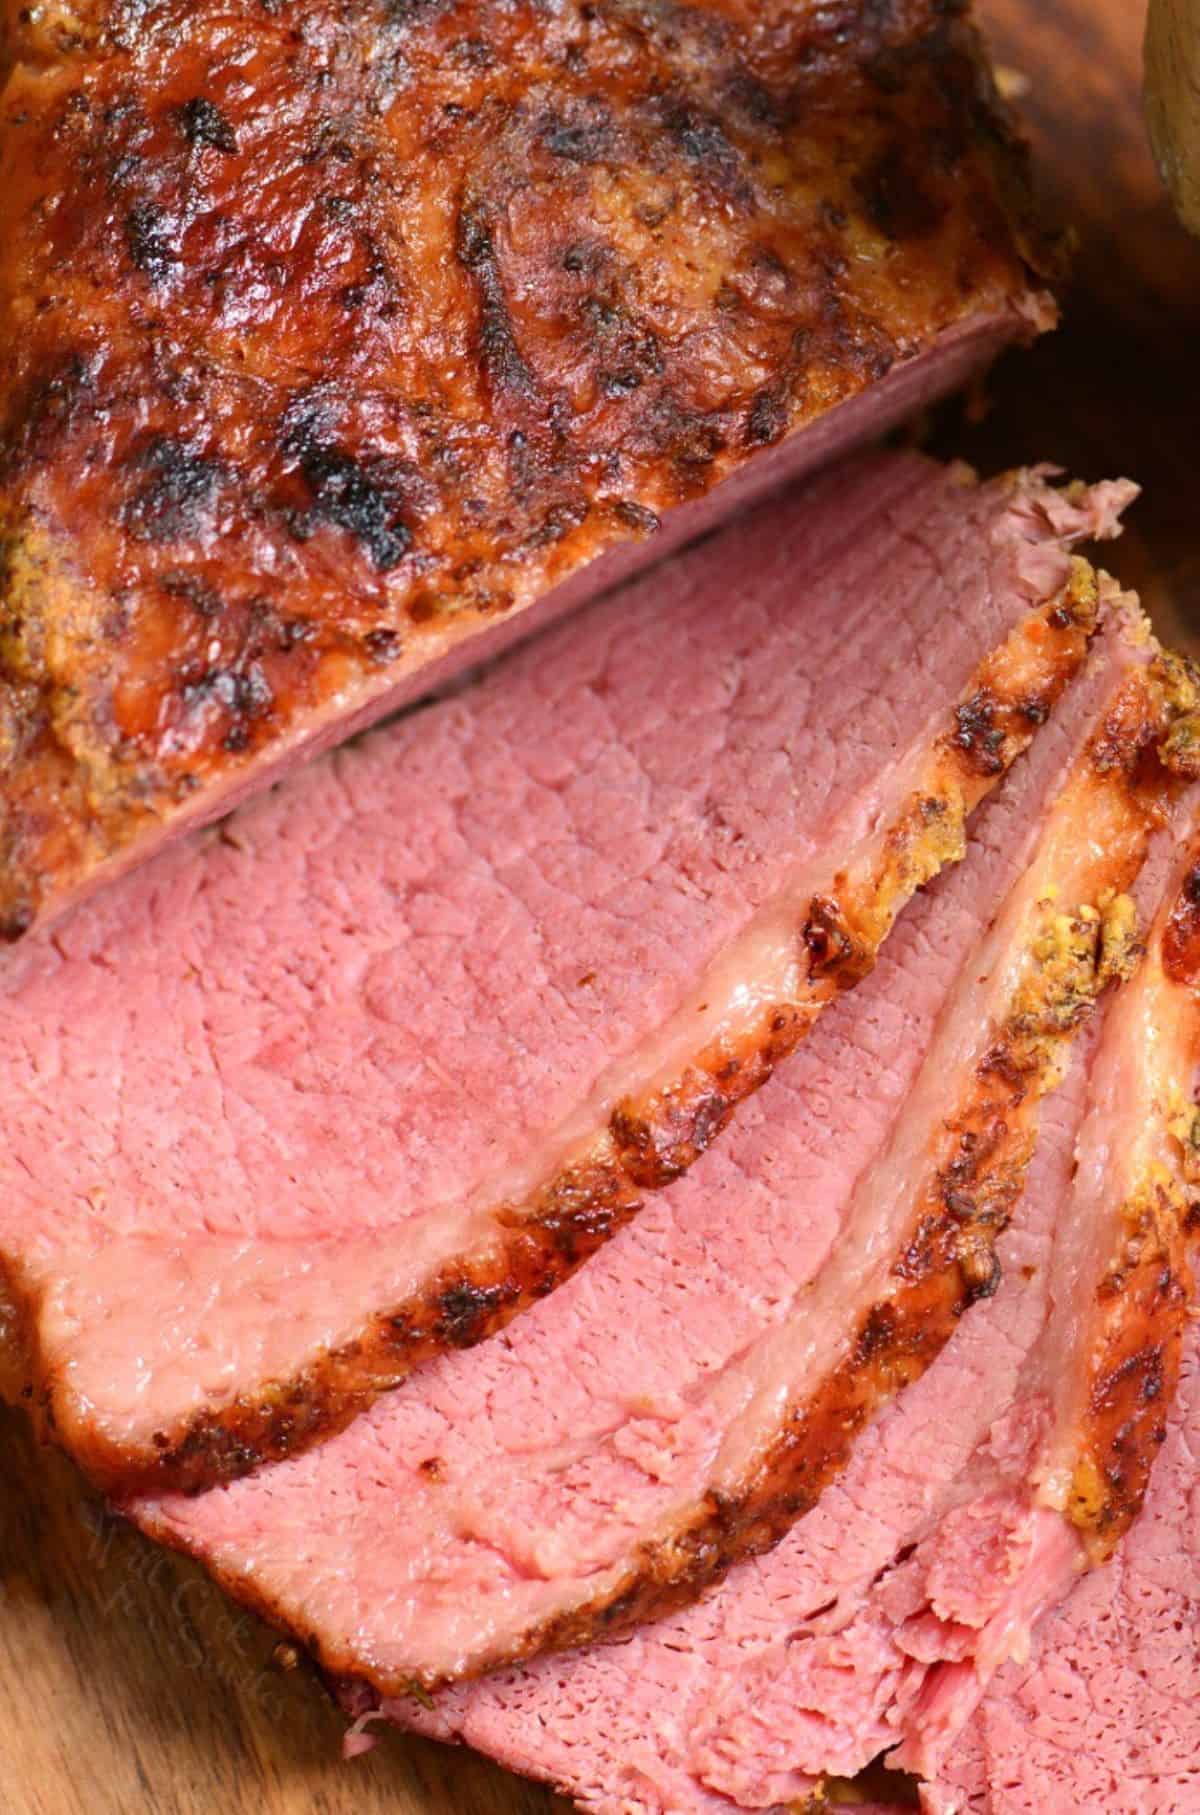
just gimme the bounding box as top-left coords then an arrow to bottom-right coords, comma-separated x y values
4,3 -> 1199,1811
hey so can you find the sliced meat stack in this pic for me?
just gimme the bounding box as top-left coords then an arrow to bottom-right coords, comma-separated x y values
884,823 -> 1200,1785
927,1328 -> 1200,1815
352,697 -> 1200,1814
0,452 -> 1115,1496
0,0 -> 1056,939
1,4 -> 1194,1809
923,836 -> 1200,1815
139,579 -> 1193,1699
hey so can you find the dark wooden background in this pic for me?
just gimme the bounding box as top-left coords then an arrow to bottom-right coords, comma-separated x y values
936,0 -> 1200,652
3,2 -> 1198,1811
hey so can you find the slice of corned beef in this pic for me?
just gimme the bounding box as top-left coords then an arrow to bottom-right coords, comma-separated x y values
919,845 -> 1200,1815
880,815 -> 1200,1785
286,613 -> 1200,1813
138,586 -> 1198,1708
924,1333 -> 1200,1815
0,453 -> 1119,1498
0,0 -> 1058,943
679,806 -> 1199,1808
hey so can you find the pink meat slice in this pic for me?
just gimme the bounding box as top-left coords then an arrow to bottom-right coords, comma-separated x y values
925,1313 -> 1200,1815
0,452 -> 1122,1495
884,814 -> 1200,1785
138,561 -> 1128,1689
346,621 -> 1188,1810
373,946 -> 1093,1815
687,815 -> 1192,1807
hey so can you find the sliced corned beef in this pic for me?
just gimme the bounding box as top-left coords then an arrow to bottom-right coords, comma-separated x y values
682,806 -> 1200,1806
291,616 -> 1200,1812
0,0 -> 1057,941
929,1331 -> 1200,1815
883,818 -> 1200,1784
924,1332 -> 1200,1815
0,453 -> 1116,1497
138,586 -> 1197,1708
384,1055 -> 1093,1815
919,842 -> 1200,1815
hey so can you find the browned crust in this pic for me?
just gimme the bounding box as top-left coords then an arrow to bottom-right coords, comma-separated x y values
8,557 -> 1100,1498
286,642 -> 1190,1696
1161,853 -> 1200,984
1062,843 -> 1200,1561
0,1256 -> 30,1408
0,0 -> 1058,938
1065,1190 -> 1192,1558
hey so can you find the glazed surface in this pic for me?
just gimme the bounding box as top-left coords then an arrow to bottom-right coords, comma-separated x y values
0,0 -> 1050,933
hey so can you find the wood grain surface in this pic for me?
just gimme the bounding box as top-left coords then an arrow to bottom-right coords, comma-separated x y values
3,3 -> 1198,1812
934,0 -> 1200,651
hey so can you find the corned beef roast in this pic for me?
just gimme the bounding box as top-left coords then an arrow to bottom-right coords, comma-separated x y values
926,1306 -> 1200,1813
883,820 -> 1200,1784
332,664 -> 1200,1812
0,0 -> 1058,940
137,585 -> 1200,1710
2,0 -> 1194,1803
0,452 -> 1117,1497
656,810 -> 1200,1810
913,831 -> 1200,1815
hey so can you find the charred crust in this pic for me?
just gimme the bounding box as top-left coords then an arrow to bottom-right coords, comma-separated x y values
611,1085 -> 734,1188
976,1036 -> 1037,1094
1162,863 -> 1200,986
1087,656 -> 1195,789
177,97 -> 239,154
853,1301 -> 899,1364
434,1278 -> 520,1347
803,895 -> 870,983
122,437 -> 224,544
610,498 -> 660,537
959,1241 -> 1002,1303
281,413 -> 414,572
743,386 -> 789,449
952,690 -> 1007,775
456,205 -> 540,407
0,0 -> 1059,934
1068,1178 -> 1194,1558
124,201 -> 175,284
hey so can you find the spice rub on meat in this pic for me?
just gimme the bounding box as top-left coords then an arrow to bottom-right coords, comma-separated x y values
0,0 -> 1056,937
0,455 -> 1121,1497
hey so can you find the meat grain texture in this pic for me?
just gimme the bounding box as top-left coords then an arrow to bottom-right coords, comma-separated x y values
138,574 -> 1160,1697
330,614 -> 1199,1808
923,834 -> 1200,1815
0,452 -> 1122,1497
925,1321 -> 1200,1815
0,0 -> 1057,937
